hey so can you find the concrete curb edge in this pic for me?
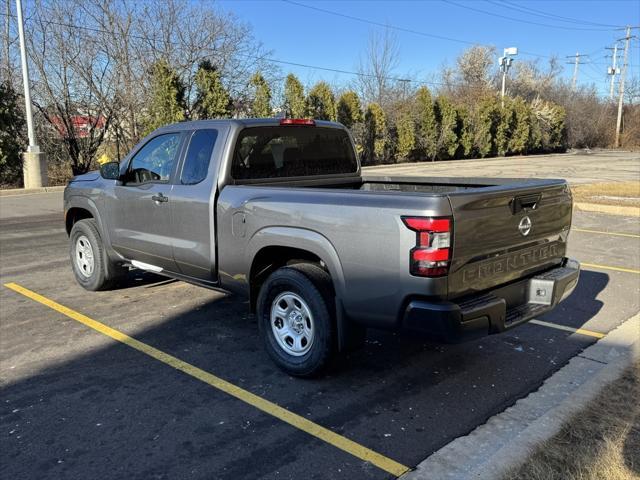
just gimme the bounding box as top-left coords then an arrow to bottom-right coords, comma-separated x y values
0,186 -> 66,196
574,202 -> 640,217
402,313 -> 640,480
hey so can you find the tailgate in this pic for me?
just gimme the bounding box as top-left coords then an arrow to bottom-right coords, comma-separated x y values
447,180 -> 572,299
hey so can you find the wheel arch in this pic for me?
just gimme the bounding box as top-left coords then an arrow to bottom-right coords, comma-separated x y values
246,227 -> 361,352
64,196 -> 122,262
246,227 -> 346,312
65,206 -> 94,235
65,196 -> 104,235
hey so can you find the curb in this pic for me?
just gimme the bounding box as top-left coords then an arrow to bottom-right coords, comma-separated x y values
0,186 -> 66,196
574,202 -> 640,217
402,313 -> 640,480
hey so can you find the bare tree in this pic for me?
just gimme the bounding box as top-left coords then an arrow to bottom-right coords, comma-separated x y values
510,57 -> 563,101
2,0 -> 10,82
356,28 -> 401,108
436,45 -> 498,106
22,0 -> 275,178
28,0 -> 116,174
78,0 -> 275,146
624,76 -> 640,106
456,45 -> 496,90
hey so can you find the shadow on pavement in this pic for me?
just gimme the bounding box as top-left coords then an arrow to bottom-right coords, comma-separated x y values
0,270 -> 611,480
537,270 -> 608,329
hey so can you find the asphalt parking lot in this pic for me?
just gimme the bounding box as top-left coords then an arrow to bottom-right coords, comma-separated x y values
1,186 -> 639,479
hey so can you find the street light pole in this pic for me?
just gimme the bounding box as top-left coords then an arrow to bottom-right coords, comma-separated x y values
500,67 -> 507,107
16,0 -> 47,188
499,47 -> 518,108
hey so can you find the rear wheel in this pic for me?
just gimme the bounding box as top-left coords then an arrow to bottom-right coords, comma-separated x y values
257,264 -> 336,377
69,219 -> 126,291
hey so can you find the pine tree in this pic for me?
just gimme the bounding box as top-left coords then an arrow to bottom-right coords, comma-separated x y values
494,99 -> 514,156
434,96 -> 458,159
283,74 -> 306,118
194,60 -> 231,119
250,72 -> 272,117
306,82 -> 336,121
396,109 -> 415,160
549,104 -> 566,151
0,82 -> 26,186
336,91 -> 363,129
508,97 -> 530,155
144,59 -> 186,134
475,96 -> 498,158
456,106 -> 473,158
415,87 -> 437,160
363,103 -> 386,164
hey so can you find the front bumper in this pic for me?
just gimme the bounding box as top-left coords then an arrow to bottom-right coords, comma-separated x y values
402,257 -> 580,342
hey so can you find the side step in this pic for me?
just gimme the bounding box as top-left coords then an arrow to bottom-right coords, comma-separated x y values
130,260 -> 163,273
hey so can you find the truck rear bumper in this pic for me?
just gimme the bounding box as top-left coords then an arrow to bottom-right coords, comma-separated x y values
402,257 -> 580,342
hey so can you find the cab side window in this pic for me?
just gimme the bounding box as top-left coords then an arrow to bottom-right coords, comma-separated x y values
181,129 -> 218,185
124,133 -> 181,185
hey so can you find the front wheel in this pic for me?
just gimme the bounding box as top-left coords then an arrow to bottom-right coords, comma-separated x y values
69,219 -> 126,291
257,264 -> 336,377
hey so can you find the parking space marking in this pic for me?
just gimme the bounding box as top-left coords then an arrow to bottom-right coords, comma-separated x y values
581,263 -> 640,274
573,228 -> 640,239
3,282 -> 410,477
529,319 -> 606,339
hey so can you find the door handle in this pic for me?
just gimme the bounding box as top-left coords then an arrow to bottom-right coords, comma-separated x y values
151,193 -> 169,203
510,194 -> 540,214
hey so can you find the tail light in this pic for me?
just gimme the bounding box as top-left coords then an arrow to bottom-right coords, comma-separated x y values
280,118 -> 316,126
402,216 -> 452,277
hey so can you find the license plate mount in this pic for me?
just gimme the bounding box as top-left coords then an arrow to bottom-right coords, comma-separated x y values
528,278 -> 554,305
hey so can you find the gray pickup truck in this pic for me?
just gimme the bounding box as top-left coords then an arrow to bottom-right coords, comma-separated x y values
64,118 -> 580,376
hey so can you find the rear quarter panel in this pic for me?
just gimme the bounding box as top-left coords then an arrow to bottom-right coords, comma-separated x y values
216,186 -> 452,328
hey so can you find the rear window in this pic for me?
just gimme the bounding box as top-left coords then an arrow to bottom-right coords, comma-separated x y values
181,129 -> 218,185
231,126 -> 357,180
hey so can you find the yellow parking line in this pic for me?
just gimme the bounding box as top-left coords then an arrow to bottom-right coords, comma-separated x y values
3,282 -> 409,477
581,263 -> 640,274
573,228 -> 640,239
529,319 -> 606,339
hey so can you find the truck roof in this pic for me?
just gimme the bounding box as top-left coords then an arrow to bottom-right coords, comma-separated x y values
155,118 -> 345,133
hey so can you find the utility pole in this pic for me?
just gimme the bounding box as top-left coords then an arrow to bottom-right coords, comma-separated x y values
499,47 -> 518,108
16,0 -> 47,188
615,26 -> 634,148
606,44 -> 620,100
566,53 -> 587,90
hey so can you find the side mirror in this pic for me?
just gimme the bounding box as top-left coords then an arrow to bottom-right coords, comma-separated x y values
100,161 -> 121,180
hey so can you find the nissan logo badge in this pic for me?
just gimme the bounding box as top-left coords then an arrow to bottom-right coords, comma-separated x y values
519,216 -> 532,236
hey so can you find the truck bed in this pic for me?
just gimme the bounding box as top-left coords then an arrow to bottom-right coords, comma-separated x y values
236,174 -> 572,300
248,173 -> 563,194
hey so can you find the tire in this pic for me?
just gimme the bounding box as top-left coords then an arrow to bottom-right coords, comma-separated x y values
257,263 -> 336,377
69,219 -> 126,291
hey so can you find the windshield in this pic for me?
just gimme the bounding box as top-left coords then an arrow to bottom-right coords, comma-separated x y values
231,126 -> 357,180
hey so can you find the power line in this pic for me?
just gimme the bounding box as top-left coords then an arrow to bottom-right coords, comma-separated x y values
487,0 -> 624,28
443,0 -> 615,31
580,66 -> 604,83
0,11 -> 456,89
7,7 -> 628,95
282,0 -> 552,59
584,61 -> 605,78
